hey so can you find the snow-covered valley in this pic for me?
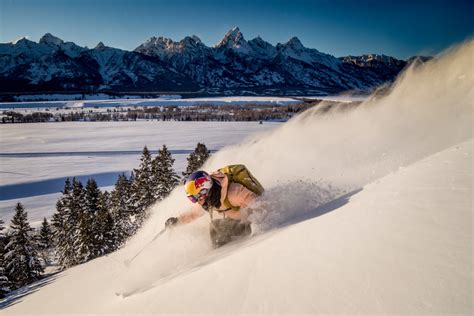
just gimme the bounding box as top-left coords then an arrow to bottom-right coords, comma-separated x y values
0,39 -> 472,314
0,96 -> 302,109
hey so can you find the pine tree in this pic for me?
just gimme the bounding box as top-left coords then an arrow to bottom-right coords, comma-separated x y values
37,217 -> 53,266
129,170 -> 135,183
51,199 -> 67,269
4,203 -> 43,289
110,174 -> 134,245
182,142 -> 211,179
102,190 -> 112,211
78,178 -> 102,262
153,144 -> 179,200
52,178 -> 79,269
38,218 -> 53,250
131,146 -> 155,226
0,218 -> 11,298
77,178 -> 100,261
95,191 -> 116,255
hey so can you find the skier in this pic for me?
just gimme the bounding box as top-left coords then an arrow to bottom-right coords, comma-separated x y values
165,165 -> 264,248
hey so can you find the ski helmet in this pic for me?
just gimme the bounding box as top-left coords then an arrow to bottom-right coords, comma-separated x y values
185,171 -> 213,203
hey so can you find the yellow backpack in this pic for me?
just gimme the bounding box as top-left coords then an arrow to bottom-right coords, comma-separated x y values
218,164 -> 264,212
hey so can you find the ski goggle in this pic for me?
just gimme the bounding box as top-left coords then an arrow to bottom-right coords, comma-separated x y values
187,189 -> 209,203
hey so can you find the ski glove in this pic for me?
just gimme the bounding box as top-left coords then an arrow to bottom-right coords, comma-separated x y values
165,217 -> 179,228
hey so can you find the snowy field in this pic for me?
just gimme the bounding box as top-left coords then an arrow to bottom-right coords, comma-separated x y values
0,121 -> 280,226
0,96 -> 302,109
11,93 -> 159,102
1,40 -> 473,314
300,95 -> 369,103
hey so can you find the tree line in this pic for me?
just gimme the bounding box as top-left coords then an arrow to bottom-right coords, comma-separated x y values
0,142 -> 210,298
1,102 -> 317,123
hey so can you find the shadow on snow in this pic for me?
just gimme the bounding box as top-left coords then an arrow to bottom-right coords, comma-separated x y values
0,272 -> 62,310
0,172 -> 129,200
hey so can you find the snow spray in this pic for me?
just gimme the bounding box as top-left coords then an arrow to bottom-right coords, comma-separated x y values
114,39 -> 473,296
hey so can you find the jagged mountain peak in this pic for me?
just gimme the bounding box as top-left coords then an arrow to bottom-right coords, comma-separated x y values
182,35 -> 202,44
249,36 -> 273,46
249,36 -> 271,47
135,36 -> 176,59
215,26 -> 245,48
276,37 -> 306,54
1,36 -> 53,60
362,54 -> 392,62
248,36 -> 277,59
144,35 -> 202,47
179,36 -> 207,52
11,37 -> 29,45
276,37 -> 342,70
12,37 -> 35,46
285,36 -> 305,49
148,36 -> 174,45
39,33 -> 64,46
251,35 -> 265,43
94,42 -> 107,50
138,36 -> 176,54
214,26 -> 253,57
276,37 -> 306,56
38,33 -> 86,58
6,37 -> 51,55
134,34 -> 211,62
226,26 -> 241,38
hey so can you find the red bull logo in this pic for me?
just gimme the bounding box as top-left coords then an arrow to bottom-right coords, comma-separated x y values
193,176 -> 208,189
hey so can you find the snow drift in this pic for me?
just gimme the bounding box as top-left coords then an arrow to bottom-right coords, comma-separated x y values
3,40 -> 473,314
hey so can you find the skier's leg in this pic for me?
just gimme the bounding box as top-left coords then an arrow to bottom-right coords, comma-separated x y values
210,219 -> 232,248
229,220 -> 251,237
209,218 -> 252,248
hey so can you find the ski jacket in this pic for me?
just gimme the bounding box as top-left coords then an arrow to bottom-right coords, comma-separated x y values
178,170 -> 259,223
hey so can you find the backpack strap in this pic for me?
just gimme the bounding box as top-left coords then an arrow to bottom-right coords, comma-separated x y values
222,195 -> 240,213
208,204 -> 236,220
220,172 -> 241,213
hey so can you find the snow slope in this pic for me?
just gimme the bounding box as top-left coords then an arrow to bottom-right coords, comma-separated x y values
115,140 -> 472,314
3,139 -> 472,314
2,40 -> 473,313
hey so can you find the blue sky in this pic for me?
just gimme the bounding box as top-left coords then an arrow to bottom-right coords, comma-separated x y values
1,0 -> 472,59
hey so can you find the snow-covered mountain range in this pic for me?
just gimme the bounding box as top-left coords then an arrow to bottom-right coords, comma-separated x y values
0,28 -> 416,95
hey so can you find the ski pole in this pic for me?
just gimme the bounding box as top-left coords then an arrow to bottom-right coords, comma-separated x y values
124,226 -> 167,266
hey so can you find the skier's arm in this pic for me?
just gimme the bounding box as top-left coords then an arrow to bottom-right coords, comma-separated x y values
177,204 -> 205,224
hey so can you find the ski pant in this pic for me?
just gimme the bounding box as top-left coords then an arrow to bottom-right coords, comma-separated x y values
209,218 -> 252,248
